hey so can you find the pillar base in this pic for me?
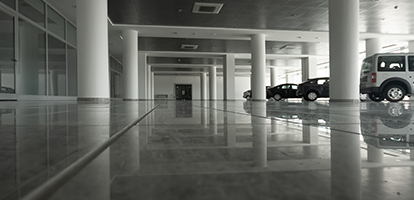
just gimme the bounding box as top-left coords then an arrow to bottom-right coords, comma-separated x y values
77,98 -> 110,104
329,99 -> 360,103
123,98 -> 138,101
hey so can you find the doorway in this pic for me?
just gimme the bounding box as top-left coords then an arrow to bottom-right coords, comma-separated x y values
175,84 -> 192,100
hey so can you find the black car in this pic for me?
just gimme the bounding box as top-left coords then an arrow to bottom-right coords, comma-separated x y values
243,86 -> 271,100
296,77 -> 330,101
267,83 -> 300,101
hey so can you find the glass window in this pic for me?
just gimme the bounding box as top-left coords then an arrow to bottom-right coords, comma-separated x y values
292,85 -> 298,90
66,22 -> 76,46
18,0 -> 45,27
408,56 -> 414,71
19,19 -> 46,95
361,57 -> 372,74
377,56 -> 405,71
1,0 -> 16,9
48,36 -> 66,96
67,46 -> 77,96
0,11 -> 15,94
281,85 -> 289,89
47,6 -> 64,39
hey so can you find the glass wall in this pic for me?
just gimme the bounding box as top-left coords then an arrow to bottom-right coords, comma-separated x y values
67,46 -> 77,96
66,22 -> 76,46
0,0 -> 15,9
48,35 -> 66,96
18,0 -> 44,27
47,6 -> 64,39
0,10 -> 15,94
110,57 -> 123,98
19,19 -> 46,95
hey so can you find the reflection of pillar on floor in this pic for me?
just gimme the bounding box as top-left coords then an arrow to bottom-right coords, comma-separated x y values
303,146 -> 319,159
367,145 -> 383,163
330,107 -> 361,200
411,152 -> 414,161
201,101 -> 208,128
209,101 -> 217,135
302,123 -> 318,144
224,102 -> 236,147
251,102 -> 267,167
270,119 -> 277,141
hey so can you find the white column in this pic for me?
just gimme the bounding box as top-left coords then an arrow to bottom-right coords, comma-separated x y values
270,60 -> 278,86
200,72 -> 207,100
138,53 -> 147,100
329,0 -> 360,101
77,0 -> 110,102
251,34 -> 267,101
151,72 -> 155,100
301,56 -> 317,81
365,38 -> 384,163
366,38 -> 382,57
147,65 -> 152,100
224,54 -> 236,100
209,66 -> 217,100
122,29 -> 138,100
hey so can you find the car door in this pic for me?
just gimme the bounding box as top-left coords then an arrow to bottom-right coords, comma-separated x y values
280,84 -> 289,97
288,84 -> 298,97
321,78 -> 330,97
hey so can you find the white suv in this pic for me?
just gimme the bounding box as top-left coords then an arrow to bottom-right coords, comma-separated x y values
360,53 -> 414,102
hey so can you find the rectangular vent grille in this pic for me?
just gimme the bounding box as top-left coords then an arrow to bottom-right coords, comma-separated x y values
181,44 -> 199,50
192,2 -> 223,14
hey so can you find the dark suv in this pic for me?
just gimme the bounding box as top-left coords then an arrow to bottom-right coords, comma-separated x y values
297,77 -> 330,101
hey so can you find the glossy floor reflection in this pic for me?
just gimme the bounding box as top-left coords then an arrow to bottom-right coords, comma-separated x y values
1,100 -> 414,200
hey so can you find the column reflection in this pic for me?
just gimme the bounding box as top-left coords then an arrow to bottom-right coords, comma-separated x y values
250,101 -> 267,167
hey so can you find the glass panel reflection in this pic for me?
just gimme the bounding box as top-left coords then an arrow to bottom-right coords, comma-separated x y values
0,0 -> 15,9
48,36 -> 66,96
19,19 -> 46,95
0,11 -> 15,94
47,6 -> 64,39
18,0 -> 45,27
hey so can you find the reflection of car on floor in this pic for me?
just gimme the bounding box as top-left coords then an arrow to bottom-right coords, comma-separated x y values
297,77 -> 330,101
267,83 -> 300,101
360,102 -> 413,149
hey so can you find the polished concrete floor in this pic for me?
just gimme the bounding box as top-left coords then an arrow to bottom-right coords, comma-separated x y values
0,99 -> 413,200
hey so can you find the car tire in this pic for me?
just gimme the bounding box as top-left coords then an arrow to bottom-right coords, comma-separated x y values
384,85 -> 405,102
368,94 -> 384,102
304,91 -> 318,101
273,94 -> 282,101
360,93 -> 367,101
246,96 -> 251,101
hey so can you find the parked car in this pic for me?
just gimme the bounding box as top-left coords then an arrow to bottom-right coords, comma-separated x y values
1,86 -> 15,94
297,77 -> 330,101
360,53 -> 414,102
267,83 -> 300,101
243,86 -> 271,100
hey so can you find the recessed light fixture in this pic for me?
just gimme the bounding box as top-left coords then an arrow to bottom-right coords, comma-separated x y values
192,2 -> 224,14
173,32 -> 178,34
119,35 -> 123,40
297,36 -> 302,39
181,44 -> 199,50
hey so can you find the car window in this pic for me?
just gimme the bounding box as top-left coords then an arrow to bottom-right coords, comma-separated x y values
409,56 -> 414,71
378,56 -> 405,71
281,85 -> 289,89
291,85 -> 298,90
316,79 -> 326,85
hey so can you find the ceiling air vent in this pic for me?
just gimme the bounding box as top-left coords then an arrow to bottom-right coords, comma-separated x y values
192,2 -> 224,14
279,45 -> 297,50
181,44 -> 199,50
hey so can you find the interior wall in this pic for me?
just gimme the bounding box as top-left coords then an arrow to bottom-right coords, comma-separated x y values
154,74 -> 254,100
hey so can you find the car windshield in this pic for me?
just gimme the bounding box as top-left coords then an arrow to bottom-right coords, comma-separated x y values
361,57 -> 372,74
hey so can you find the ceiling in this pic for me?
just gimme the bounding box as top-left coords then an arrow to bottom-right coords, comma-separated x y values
45,0 -> 414,75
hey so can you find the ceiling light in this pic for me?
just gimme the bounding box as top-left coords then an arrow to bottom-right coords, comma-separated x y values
181,44 -> 199,50
192,2 -> 224,14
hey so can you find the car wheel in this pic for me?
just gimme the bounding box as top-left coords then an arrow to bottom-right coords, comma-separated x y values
246,96 -> 251,101
384,85 -> 405,102
368,94 -> 384,102
305,91 -> 318,101
360,93 -> 367,101
273,94 -> 282,101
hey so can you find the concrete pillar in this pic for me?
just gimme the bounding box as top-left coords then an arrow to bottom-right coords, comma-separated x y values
329,0 -> 360,101
151,72 -> 155,100
200,72 -> 207,100
122,29 -> 138,100
147,65 -> 152,100
138,53 -> 147,100
77,0 -> 110,102
209,66 -> 217,100
224,54 -> 236,100
365,38 -> 384,162
251,34 -> 266,101
301,56 -> 317,81
366,38 -> 382,57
